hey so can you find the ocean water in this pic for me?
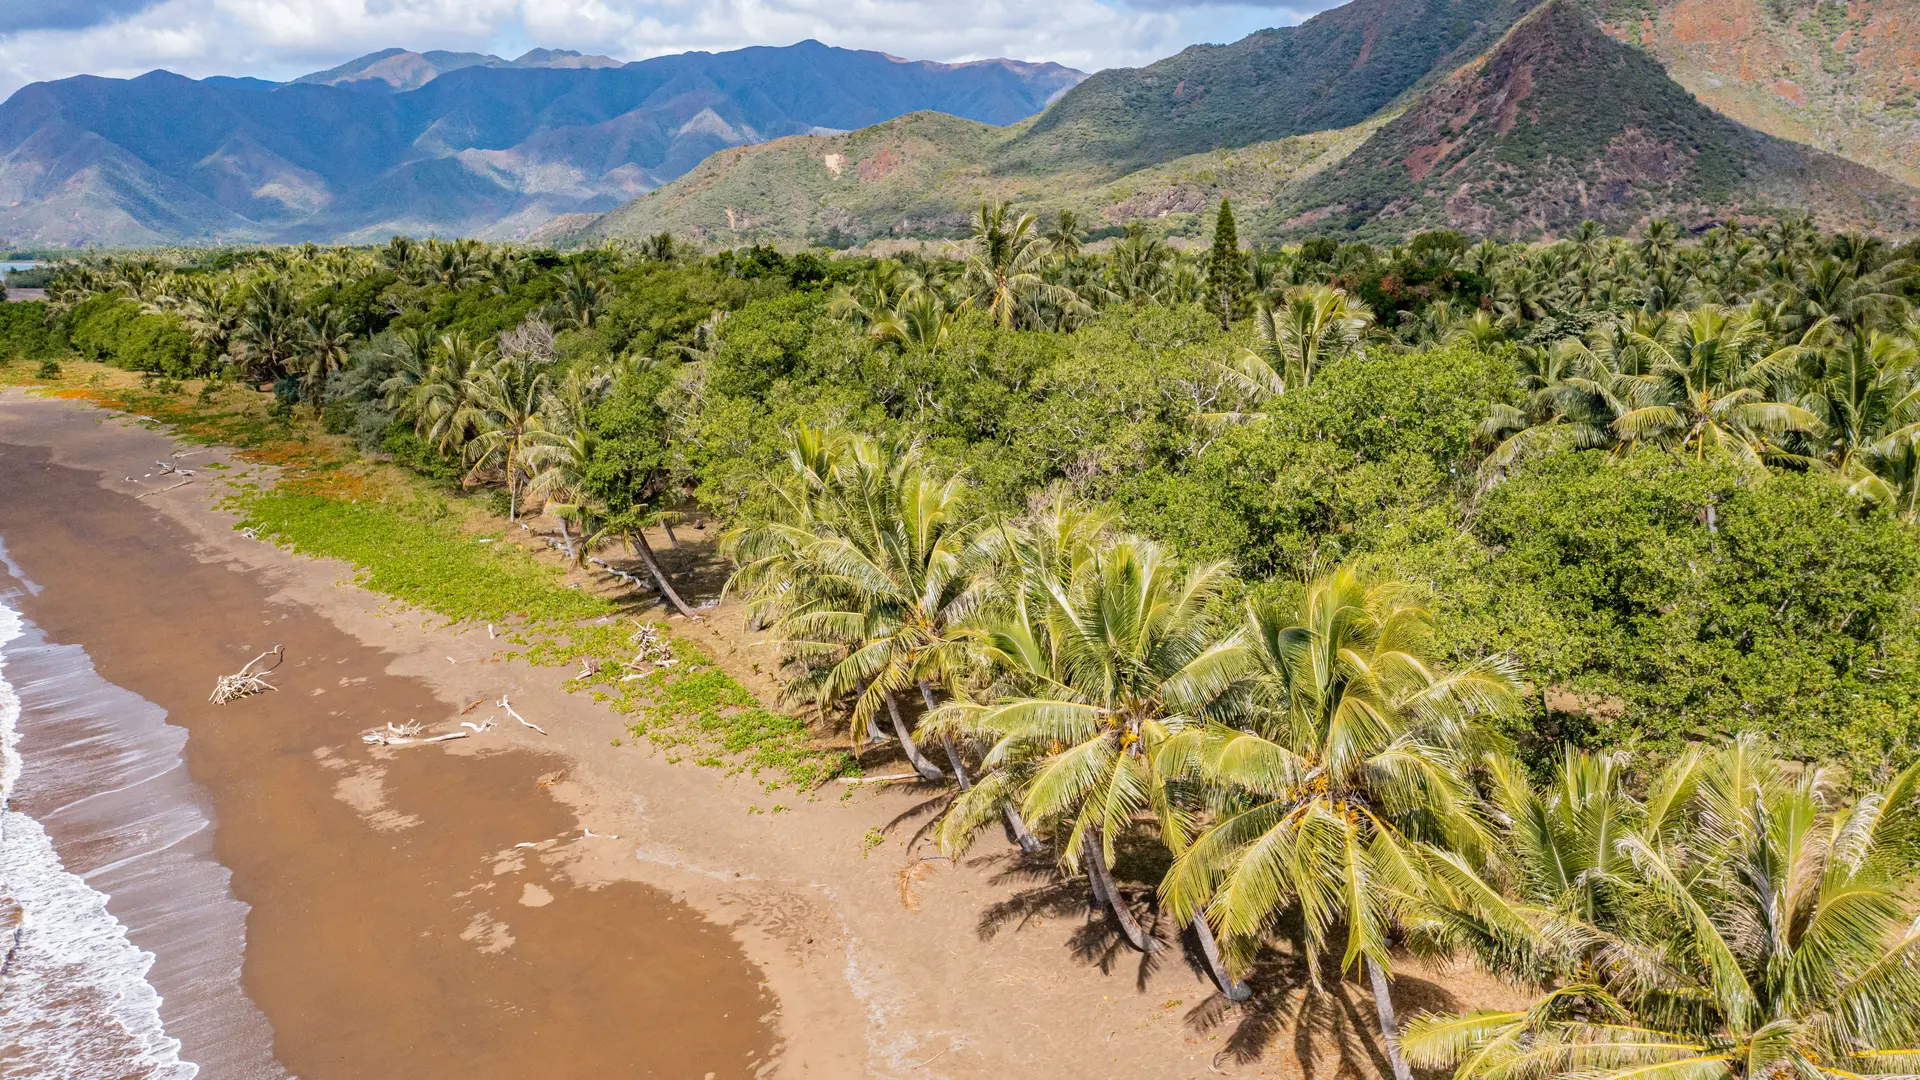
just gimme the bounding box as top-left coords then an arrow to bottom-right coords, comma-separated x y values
0,579 -> 286,1077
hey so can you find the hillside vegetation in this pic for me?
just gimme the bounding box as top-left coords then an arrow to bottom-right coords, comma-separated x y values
581,110 -> 1384,249
1276,0 -> 1920,236
994,0 -> 1541,178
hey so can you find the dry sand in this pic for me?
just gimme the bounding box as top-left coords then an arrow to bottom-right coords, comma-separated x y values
0,390 -> 1506,1079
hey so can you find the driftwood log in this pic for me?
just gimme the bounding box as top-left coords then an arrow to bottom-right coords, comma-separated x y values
209,646 -> 283,703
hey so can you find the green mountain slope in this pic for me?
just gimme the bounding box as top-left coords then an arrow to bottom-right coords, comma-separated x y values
578,110 -> 1381,248
1273,0 -> 1920,236
996,0 -> 1542,179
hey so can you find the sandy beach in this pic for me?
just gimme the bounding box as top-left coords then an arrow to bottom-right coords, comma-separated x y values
0,389 -> 1493,1079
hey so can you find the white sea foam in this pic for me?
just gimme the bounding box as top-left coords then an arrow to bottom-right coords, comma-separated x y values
0,601 -> 195,1079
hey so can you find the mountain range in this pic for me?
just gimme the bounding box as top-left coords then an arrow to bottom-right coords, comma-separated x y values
585,0 -> 1920,246
6,0 -> 1920,248
0,43 -> 1086,247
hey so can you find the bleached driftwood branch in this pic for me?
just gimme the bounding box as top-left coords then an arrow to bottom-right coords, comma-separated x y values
136,478 -> 193,499
209,645 -> 283,703
498,695 -> 547,735
362,720 -> 483,747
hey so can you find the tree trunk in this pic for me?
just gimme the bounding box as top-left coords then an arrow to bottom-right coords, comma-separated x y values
883,691 -> 944,781
1366,955 -> 1414,1080
1190,915 -> 1252,1002
1084,831 -> 1154,952
663,519 -> 680,548
631,528 -> 698,619
918,680 -> 1042,853
555,513 -> 576,562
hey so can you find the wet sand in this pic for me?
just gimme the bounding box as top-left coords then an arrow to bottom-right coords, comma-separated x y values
0,437 -> 776,1078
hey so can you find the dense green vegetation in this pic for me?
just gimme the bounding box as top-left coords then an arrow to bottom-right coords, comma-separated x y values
5,208 -> 1919,1062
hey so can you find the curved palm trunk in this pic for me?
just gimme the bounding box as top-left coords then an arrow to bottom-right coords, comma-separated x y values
1084,832 -> 1155,953
918,680 -> 1041,853
1190,915 -> 1252,1002
554,513 -> 576,562
629,529 -> 698,619
1366,955 -> 1414,1080
882,691 -> 944,781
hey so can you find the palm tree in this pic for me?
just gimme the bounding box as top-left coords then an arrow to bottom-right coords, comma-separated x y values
828,260 -> 912,328
1795,330 -> 1918,483
235,277 -> 303,382
1106,230 -> 1175,306
1478,338 -> 1628,478
380,235 -> 416,274
457,355 -> 548,520
1209,284 -> 1373,424
176,278 -> 243,362
298,303 -> 355,398
1404,738 -> 1920,1080
1612,305 -> 1823,466
963,202 -> 1053,328
868,290 -> 962,352
725,431 -> 958,776
928,536 -> 1249,969
556,267 -> 609,330
1044,209 -> 1083,263
1161,568 -> 1519,1080
391,331 -> 493,455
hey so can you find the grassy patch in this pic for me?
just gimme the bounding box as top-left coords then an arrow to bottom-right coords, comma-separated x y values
235,489 -> 613,624
567,628 -> 856,790
14,365 -> 851,791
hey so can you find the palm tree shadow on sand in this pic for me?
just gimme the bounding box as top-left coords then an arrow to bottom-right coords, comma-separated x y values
965,849 -> 1471,1076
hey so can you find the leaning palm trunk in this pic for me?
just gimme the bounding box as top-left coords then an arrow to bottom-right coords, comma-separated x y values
1365,956 -> 1413,1080
1190,916 -> 1251,1002
1084,830 -> 1155,952
627,530 -> 698,619
554,513 -> 576,562
918,680 -> 1041,853
882,691 -> 944,781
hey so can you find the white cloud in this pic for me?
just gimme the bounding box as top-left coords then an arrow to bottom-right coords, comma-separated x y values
0,0 -> 1337,99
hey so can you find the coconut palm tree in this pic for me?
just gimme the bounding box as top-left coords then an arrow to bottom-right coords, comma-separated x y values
1612,305 -> 1824,466
928,536 -> 1249,970
176,278 -> 243,362
1161,568 -> 1520,1080
298,303 -> 355,398
1793,330 -> 1919,477
1478,338 -> 1629,478
964,202 -> 1054,328
234,277 -> 303,382
390,331 -> 493,455
725,431 -> 960,776
1208,284 -> 1373,424
457,355 -> 548,521
1044,209 -> 1083,263
868,290 -> 963,352
1403,738 -> 1920,1080
556,267 -> 609,330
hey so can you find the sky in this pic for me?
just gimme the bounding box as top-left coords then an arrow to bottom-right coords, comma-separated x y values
0,0 -> 1345,99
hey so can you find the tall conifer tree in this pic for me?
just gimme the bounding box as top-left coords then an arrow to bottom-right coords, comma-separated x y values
1205,199 -> 1247,330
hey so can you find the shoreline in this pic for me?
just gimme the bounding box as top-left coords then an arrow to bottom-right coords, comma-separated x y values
0,386 -> 1478,1079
